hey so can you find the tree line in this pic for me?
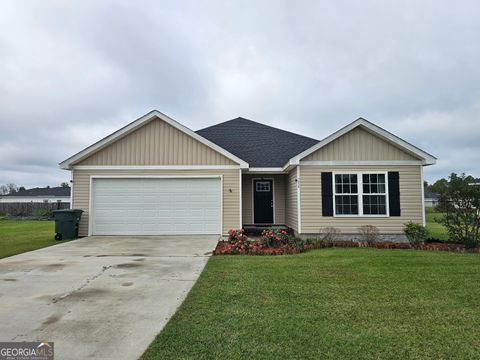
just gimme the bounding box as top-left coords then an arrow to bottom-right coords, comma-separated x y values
0,182 -> 70,195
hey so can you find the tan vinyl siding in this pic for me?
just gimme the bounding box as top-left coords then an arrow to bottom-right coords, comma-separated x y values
285,168 -> 298,231
77,118 -> 236,166
300,165 -> 423,234
242,174 -> 286,224
304,127 -> 418,161
72,169 -> 240,236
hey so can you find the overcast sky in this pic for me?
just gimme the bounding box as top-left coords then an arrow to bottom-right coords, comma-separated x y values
1,0 -> 479,188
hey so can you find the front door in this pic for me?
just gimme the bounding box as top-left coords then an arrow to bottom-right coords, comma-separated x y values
253,179 -> 274,224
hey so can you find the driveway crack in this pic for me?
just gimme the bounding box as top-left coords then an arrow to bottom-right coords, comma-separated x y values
52,265 -> 112,303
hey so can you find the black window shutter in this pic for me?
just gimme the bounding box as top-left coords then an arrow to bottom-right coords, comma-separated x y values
321,172 -> 334,216
388,172 -> 401,216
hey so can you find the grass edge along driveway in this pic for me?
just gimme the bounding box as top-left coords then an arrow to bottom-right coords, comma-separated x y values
143,248 -> 480,360
0,219 -> 66,259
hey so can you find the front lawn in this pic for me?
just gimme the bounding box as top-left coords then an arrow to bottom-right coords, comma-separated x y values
425,208 -> 448,240
0,219 -> 62,259
143,248 -> 480,359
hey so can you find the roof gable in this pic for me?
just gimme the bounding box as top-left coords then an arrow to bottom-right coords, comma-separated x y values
60,111 -> 248,169
196,117 -> 319,167
303,126 -> 419,162
288,118 -> 437,167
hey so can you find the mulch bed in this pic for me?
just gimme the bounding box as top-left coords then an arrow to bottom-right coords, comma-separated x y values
213,239 -> 480,256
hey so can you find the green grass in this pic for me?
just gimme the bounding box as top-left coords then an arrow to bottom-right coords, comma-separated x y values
143,248 -> 480,359
0,219 -> 66,259
425,208 -> 448,240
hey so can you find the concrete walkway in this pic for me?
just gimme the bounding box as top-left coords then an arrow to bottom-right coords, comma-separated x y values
0,235 -> 219,359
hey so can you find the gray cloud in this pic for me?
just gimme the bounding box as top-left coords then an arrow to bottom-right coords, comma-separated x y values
0,0 -> 479,187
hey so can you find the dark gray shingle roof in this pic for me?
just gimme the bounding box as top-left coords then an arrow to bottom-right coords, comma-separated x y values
196,117 -> 319,167
424,190 -> 439,200
3,187 -> 70,197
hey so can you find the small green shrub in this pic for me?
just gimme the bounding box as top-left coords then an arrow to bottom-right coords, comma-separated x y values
33,208 -> 48,218
404,221 -> 428,246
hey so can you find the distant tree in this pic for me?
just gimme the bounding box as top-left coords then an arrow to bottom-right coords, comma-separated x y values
6,184 -> 18,194
60,182 -> 70,188
438,173 -> 480,248
0,184 -> 18,195
428,178 -> 448,194
18,186 -> 26,192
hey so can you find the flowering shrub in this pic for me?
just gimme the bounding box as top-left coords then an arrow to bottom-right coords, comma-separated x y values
227,229 -> 246,243
261,228 -> 290,247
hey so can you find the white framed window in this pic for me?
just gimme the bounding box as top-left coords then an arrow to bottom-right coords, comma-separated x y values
333,172 -> 389,217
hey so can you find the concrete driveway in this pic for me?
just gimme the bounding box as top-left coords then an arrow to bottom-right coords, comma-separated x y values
0,235 -> 219,360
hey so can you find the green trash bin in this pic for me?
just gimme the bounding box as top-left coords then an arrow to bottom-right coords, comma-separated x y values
52,209 -> 83,240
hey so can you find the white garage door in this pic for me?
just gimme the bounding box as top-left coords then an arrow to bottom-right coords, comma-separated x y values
91,177 -> 221,235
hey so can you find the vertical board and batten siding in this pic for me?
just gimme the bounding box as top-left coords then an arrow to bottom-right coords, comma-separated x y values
242,174 -> 286,224
285,169 -> 298,231
299,165 -> 423,234
77,118 -> 236,166
73,169 -> 240,237
303,127 -> 419,161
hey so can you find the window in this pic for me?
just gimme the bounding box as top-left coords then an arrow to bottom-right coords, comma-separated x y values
255,181 -> 271,192
333,172 -> 388,216
362,173 -> 387,215
334,174 -> 358,215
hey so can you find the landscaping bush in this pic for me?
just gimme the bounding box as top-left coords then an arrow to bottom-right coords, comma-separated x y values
261,228 -> 290,247
404,221 -> 428,246
317,226 -> 340,243
32,208 -> 49,219
227,229 -> 246,243
358,225 -> 379,246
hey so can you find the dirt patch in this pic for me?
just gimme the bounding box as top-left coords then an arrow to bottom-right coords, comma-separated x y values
122,282 -> 134,287
114,263 -> 142,269
2,278 -> 17,282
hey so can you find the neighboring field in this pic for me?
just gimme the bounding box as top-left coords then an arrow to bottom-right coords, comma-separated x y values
0,220 -> 63,259
425,208 -> 448,240
143,248 -> 480,360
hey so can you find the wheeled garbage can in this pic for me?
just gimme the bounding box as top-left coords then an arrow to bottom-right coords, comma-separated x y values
52,209 -> 83,240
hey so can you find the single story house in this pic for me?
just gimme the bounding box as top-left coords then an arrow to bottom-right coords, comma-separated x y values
0,187 -> 71,204
60,110 -> 436,240
424,190 -> 439,208
470,178 -> 480,186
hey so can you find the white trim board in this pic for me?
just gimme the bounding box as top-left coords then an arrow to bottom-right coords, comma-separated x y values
73,165 -> 241,170
285,118 -> 437,168
300,160 -> 423,166
88,175 -> 223,236
60,110 -> 249,170
296,166 -> 302,233
239,169 -> 242,229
